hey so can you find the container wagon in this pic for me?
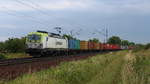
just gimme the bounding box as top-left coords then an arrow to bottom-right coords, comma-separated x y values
94,43 -> 100,50
88,42 -> 95,50
80,41 -> 88,50
68,39 -> 80,54
68,39 -> 80,50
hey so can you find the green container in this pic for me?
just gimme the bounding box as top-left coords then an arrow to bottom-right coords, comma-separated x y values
75,40 -> 80,49
68,39 -> 80,50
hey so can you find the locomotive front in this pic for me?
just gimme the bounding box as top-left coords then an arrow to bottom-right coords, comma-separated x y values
26,32 -> 48,55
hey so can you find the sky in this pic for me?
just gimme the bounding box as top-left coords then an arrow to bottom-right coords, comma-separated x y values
0,0 -> 150,43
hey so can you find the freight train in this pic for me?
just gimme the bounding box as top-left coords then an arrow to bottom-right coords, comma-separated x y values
26,31 -> 124,57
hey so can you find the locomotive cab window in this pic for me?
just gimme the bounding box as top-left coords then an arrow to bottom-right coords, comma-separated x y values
46,37 -> 48,41
27,34 -> 41,41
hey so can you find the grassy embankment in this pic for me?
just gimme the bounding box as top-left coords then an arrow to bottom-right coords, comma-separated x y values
0,50 -> 150,84
0,53 -> 31,59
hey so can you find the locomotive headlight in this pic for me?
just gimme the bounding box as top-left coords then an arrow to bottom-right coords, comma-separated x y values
27,43 -> 32,47
26,43 -> 43,49
39,44 -> 43,47
38,43 -> 43,48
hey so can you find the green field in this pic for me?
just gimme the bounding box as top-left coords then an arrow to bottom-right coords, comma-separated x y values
0,50 -> 150,84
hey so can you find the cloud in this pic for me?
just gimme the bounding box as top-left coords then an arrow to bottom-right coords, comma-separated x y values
0,0 -> 150,15
0,24 -> 17,29
0,36 -> 9,41
90,0 -> 150,14
0,0 -> 90,11
121,2 -> 150,14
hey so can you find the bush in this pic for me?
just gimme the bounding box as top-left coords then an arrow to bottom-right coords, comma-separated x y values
144,43 -> 150,50
0,53 -> 6,59
0,42 -> 5,52
133,44 -> 146,52
1,37 -> 26,53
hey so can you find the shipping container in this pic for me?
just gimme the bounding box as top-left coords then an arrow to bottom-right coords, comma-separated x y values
75,40 -> 80,49
100,43 -> 106,50
102,44 -> 110,50
109,44 -> 121,50
93,43 -> 99,50
88,42 -> 95,50
116,45 -> 121,50
109,44 -> 113,50
80,41 -> 88,50
111,44 -> 116,50
68,39 -> 80,50
105,44 -> 108,50
100,43 -> 104,50
99,43 -> 103,50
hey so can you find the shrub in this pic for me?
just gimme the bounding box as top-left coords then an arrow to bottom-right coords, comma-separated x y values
4,37 -> 26,53
0,53 -> 6,59
144,43 -> 150,50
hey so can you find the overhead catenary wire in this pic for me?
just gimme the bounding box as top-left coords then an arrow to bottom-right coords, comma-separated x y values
0,9 -> 51,29
14,0 -> 52,17
13,0 -> 93,33
1,6 -> 41,21
1,6 -> 49,24
12,0 -> 73,31
8,0 -> 109,39
21,0 -> 47,10
13,0 -> 93,31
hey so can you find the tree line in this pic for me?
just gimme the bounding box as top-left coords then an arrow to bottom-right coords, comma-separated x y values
107,36 -> 135,46
107,36 -> 150,51
0,37 -> 26,53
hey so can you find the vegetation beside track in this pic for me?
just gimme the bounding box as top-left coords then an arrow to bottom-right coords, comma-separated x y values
0,53 -> 31,59
4,53 -> 31,59
0,37 -> 30,59
0,50 -> 149,84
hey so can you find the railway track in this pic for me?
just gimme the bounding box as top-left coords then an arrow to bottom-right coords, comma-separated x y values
0,57 -> 55,66
0,52 -> 102,66
0,57 -> 33,66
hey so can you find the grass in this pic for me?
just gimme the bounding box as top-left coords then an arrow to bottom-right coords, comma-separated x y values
0,50 -> 149,84
132,50 -> 150,84
121,50 -> 150,84
0,53 -> 31,59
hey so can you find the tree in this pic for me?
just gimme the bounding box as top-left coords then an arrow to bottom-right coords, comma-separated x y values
0,42 -> 5,52
133,44 -> 145,51
4,37 -> 26,53
121,40 -> 129,46
107,36 -> 121,45
129,42 -> 135,46
144,43 -> 150,50
63,34 -> 76,40
89,38 -> 100,43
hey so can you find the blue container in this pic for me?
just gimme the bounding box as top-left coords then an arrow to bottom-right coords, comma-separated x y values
68,39 -> 80,50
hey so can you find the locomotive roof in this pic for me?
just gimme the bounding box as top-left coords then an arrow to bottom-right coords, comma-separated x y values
28,31 -> 65,39
28,32 -> 48,36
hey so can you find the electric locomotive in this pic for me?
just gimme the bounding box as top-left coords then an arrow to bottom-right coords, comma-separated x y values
26,30 -> 68,57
